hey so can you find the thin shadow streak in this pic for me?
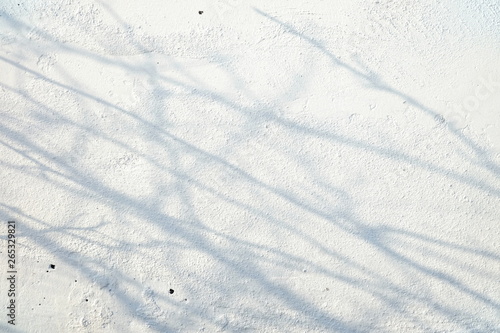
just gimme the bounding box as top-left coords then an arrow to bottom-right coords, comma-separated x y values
253,8 -> 500,180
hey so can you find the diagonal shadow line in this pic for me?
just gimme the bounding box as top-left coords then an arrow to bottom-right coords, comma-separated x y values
0,203 -> 177,332
2,7 -> 499,330
0,106 -> 359,330
359,224 -> 500,309
4,106 -> 498,324
4,104 -> 495,324
253,7 -> 500,179
2,36 -> 498,255
0,11 -> 154,68
383,226 -> 500,262
3,69 -> 500,318
1,182 -> 358,331
2,53 -> 499,202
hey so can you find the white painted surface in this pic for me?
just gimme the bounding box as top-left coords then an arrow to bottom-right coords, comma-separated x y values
1,0 -> 499,332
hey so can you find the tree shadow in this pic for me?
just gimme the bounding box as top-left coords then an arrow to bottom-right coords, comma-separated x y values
0,4 -> 499,332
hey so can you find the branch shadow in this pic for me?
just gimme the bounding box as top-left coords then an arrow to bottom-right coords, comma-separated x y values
0,4 -> 499,332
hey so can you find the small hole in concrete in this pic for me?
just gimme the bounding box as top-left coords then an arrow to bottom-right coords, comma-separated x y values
169,289 -> 174,294
198,11 -> 203,15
